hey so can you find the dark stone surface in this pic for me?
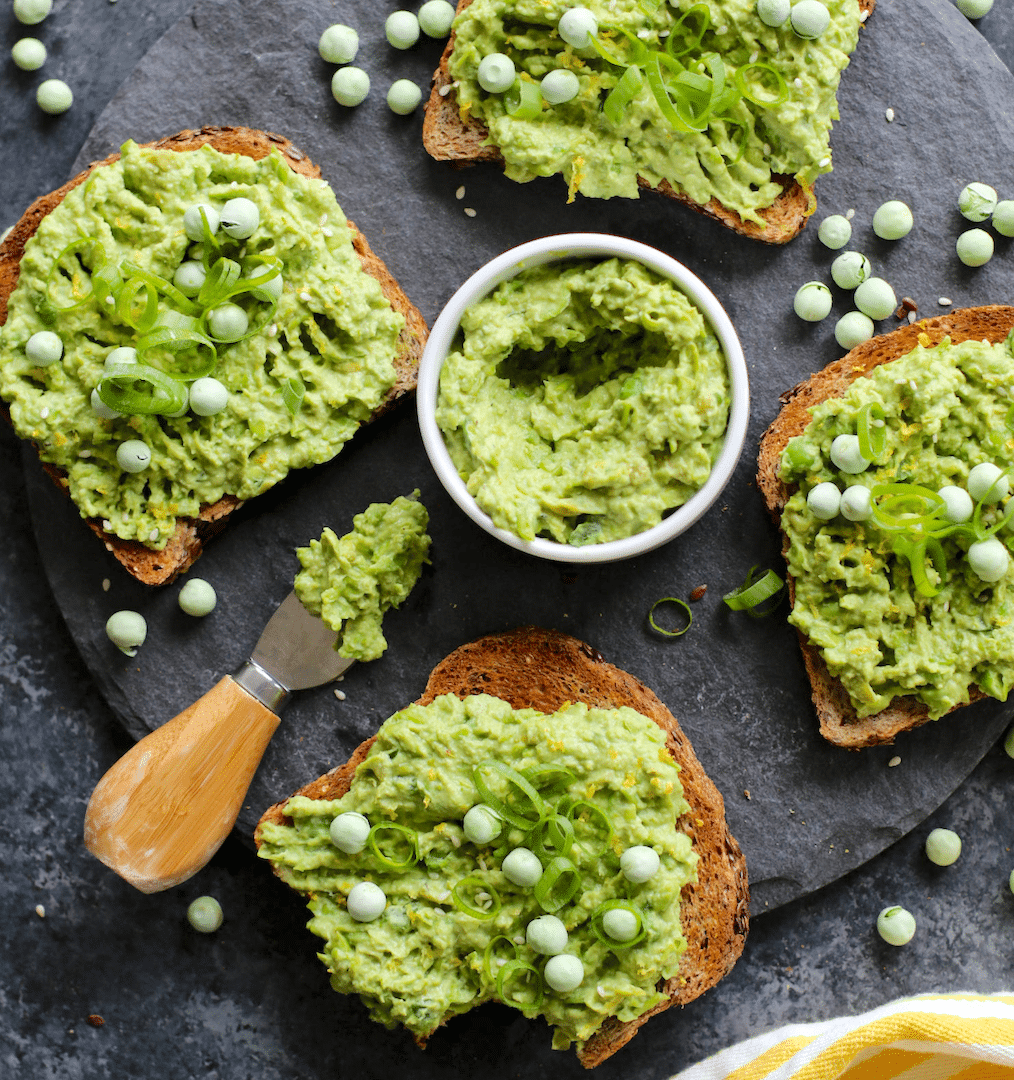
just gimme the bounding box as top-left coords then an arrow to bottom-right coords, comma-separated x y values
2,2 -> 1014,1077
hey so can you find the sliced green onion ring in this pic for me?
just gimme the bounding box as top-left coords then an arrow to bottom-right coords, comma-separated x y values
603,64 -> 643,127
115,276 -> 161,334
522,764 -> 576,794
565,799 -> 613,858
197,256 -> 243,309
591,27 -> 649,67
648,596 -> 693,636
666,3 -> 710,58
857,402 -> 886,461
45,237 -> 98,313
732,62 -> 788,108
136,310 -> 217,380
892,536 -> 938,598
120,262 -> 200,318
496,959 -> 544,1010
367,822 -> 418,869
473,761 -> 544,830
722,566 -> 785,617
527,812 -> 575,862
646,55 -> 695,133
504,78 -> 542,120
282,374 -> 305,416
590,899 -> 648,948
870,483 -> 947,534
97,363 -> 189,417
451,876 -> 502,920
533,855 -> 581,912
483,935 -> 519,980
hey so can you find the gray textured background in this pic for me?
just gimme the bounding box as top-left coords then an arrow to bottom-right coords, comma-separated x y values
2,1 -> 1014,1077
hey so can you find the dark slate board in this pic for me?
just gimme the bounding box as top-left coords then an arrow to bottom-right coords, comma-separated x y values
25,0 -> 1014,913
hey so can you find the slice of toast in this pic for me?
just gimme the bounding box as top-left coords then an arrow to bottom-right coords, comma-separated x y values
0,126 -> 428,585
422,0 -> 875,245
255,626 -> 749,1068
757,306 -> 1014,748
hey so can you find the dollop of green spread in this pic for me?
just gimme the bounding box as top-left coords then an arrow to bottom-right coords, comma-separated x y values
293,494 -> 431,661
0,141 -> 404,548
448,0 -> 861,221
435,257 -> 730,545
780,334 -> 1014,719
257,693 -> 697,1050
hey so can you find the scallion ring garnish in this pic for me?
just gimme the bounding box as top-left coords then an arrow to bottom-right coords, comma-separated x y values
96,363 -> 189,417
367,822 -> 418,869
45,237 -> 97,313
857,402 -> 886,461
136,310 -> 217,380
282,375 -> 305,416
666,3 -> 710,57
197,256 -> 243,310
533,855 -> 581,912
451,876 -> 502,920
473,761 -> 545,830
891,536 -> 939,598
115,275 -> 161,334
504,77 -> 542,120
483,935 -> 519,981
119,262 -> 200,318
869,483 -> 946,534
731,62 -> 788,108
522,764 -> 576,795
722,566 -> 785,618
496,959 -> 544,1010
603,65 -> 644,127
526,812 -> 575,862
590,27 -> 649,67
590,899 -> 648,948
565,799 -> 613,858
648,596 -> 693,636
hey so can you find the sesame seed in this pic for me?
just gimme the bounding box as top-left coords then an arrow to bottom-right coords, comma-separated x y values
102,519 -> 112,531
888,755 -> 901,767
938,297 -> 953,306
319,214 -> 329,225
717,24 -> 727,33
78,449 -> 91,458
636,28 -> 650,38
455,185 -> 466,200
794,76 -> 803,89
149,528 -> 159,542
230,180 -> 239,188
464,207 -> 477,217
334,689 -> 346,700
450,835 -> 461,847
597,986 -> 608,998
300,291 -> 311,302
438,84 -> 451,97
907,311 -> 917,323
513,934 -> 525,945
321,226 -> 333,237
846,208 -> 856,220
267,324 -> 277,336
819,156 -> 831,167
39,407 -> 49,419
102,578 -> 110,592
763,142 -> 771,155
35,904 -> 45,918
478,857 -> 487,871
749,51 -> 758,63
860,7 -> 869,19
885,107 -> 895,122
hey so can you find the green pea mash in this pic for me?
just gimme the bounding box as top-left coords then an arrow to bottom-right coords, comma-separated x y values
0,141 -> 404,549
435,257 -> 730,545
780,333 -> 1014,719
449,0 -> 862,221
294,494 -> 431,662
257,693 -> 697,1051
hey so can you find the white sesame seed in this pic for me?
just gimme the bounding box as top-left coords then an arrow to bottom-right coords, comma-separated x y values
39,407 -> 49,419
321,226 -> 333,237
300,291 -> 311,302
749,51 -> 758,63
102,578 -> 110,592
78,449 -> 91,458
860,8 -> 869,19
909,380 -> 918,392
597,986 -> 608,998
319,214 -> 328,225
149,528 -> 159,542
455,185 -> 466,200
885,107 -> 895,122
230,180 -> 239,188
336,675 -> 344,682
794,76 -> 803,89
267,324 -> 277,336
907,311 -> 916,324
102,519 -> 112,531
334,689 -> 346,700
819,156 -> 831,168
636,28 -> 650,39
717,24 -> 727,33
438,84 -> 451,96
105,295 -> 115,304
464,207 -> 477,217
35,904 -> 45,918
888,755 -> 901,767
932,432 -> 938,442
763,142 -> 771,155
513,934 -> 525,945
477,857 -> 487,871
450,834 -> 461,847
846,208 -> 856,220
938,297 -> 952,306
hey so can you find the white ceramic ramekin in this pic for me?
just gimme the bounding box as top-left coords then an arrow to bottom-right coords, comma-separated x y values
417,233 -> 750,563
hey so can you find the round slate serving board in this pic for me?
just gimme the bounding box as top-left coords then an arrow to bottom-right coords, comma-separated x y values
24,0 -> 1014,913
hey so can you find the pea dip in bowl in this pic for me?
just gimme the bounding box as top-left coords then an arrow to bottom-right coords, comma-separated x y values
417,234 -> 749,563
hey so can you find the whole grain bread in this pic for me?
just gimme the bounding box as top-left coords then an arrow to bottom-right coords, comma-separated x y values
757,306 -> 1014,748
422,0 -> 875,244
255,625 -> 749,1068
0,126 -> 428,585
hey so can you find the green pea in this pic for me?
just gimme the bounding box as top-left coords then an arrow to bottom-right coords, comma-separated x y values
956,228 -> 994,267
924,828 -> 961,866
387,79 -> 422,115
418,0 -> 456,38
11,37 -> 46,70
318,24 -> 359,64
187,896 -> 224,933
178,578 -> 217,616
331,67 -> 370,107
36,78 -> 73,115
876,905 -> 915,946
13,0 -> 52,25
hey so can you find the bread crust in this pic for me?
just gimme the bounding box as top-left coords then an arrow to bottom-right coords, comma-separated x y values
255,626 -> 748,1068
422,0 -> 875,244
0,125 -> 428,585
757,306 -> 1014,748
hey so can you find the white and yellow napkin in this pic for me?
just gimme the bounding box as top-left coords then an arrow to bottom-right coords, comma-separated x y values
675,994 -> 1014,1080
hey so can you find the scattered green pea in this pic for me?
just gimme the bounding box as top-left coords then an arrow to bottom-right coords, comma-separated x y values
25,330 -> 62,365
477,53 -> 516,94
840,485 -> 873,521
854,277 -> 896,321
183,202 -> 219,241
526,914 -> 568,955
187,896 -> 224,933
385,10 -> 420,49
938,485 -> 974,523
462,804 -> 502,844
756,0 -> 790,27
830,251 -> 872,290
620,845 -> 660,883
834,311 -> 874,350
502,847 -> 542,887
90,388 -> 120,420
793,280 -> 832,322
1004,724 -> 1014,758
36,78 -> 72,115
789,0 -> 829,38
105,610 -> 147,656
876,905 -> 916,946
173,260 -> 206,297
116,439 -> 151,474
541,69 -> 580,105
968,537 -> 1009,582
956,228 -> 994,267
13,0 -> 51,25
958,182 -> 998,222
1009,867 -> 1014,894
318,24 -> 359,64
219,197 -> 260,240
829,433 -> 870,474
992,200 -> 1014,238
178,578 -> 217,616
347,881 -> 387,921
207,303 -> 249,342
387,78 -> 422,115
418,0 -> 456,38
250,270 -> 282,302
924,828 -> 961,866
955,0 -> 993,18
872,200 -> 913,240
807,481 -> 841,520
105,346 -> 138,369
544,954 -> 584,992
558,6 -> 599,46
817,214 -> 851,249
189,376 -> 229,416
11,37 -> 46,70
329,811 -> 370,853
967,462 -> 1008,503
602,907 -> 639,941
331,66 -> 370,106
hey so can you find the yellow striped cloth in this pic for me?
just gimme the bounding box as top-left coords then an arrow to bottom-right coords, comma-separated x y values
674,994 -> 1014,1080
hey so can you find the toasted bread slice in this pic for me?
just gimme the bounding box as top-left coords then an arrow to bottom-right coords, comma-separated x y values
757,306 -> 1014,748
0,126 -> 428,585
255,626 -> 748,1068
422,0 -> 875,244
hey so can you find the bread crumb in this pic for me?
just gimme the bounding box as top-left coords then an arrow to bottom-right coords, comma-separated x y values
102,579 -> 110,592
885,107 -> 895,122
743,789 -> 751,800
455,185 -> 465,200
888,755 -> 901,767
86,1015 -> 105,1028
334,689 -> 346,700
35,904 -> 45,917
938,297 -> 952,306
464,207 -> 477,218
102,519 -> 112,531
689,585 -> 708,602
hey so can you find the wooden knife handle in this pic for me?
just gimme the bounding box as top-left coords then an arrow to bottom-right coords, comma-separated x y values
83,676 -> 280,894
